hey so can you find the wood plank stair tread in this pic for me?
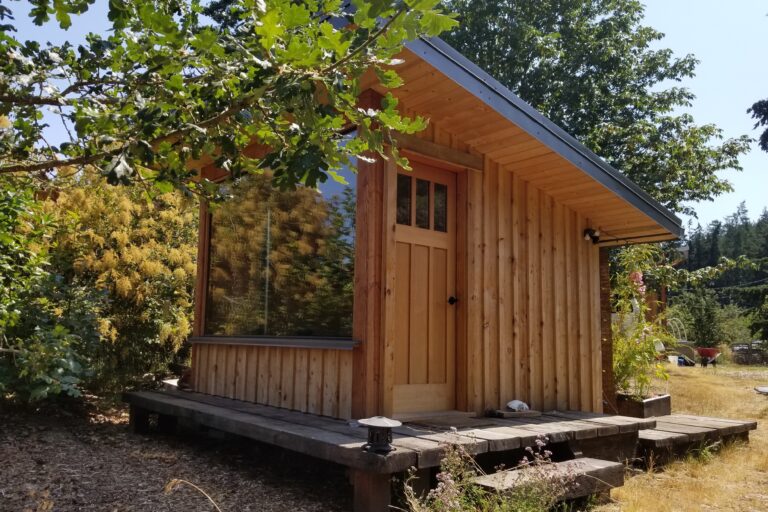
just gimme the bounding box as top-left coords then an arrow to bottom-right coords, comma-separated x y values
666,414 -> 757,431
652,421 -> 718,442
637,429 -> 689,448
656,415 -> 754,436
637,414 -> 757,449
473,457 -> 624,500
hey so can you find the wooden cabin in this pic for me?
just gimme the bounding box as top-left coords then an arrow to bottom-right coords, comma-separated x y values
188,36 -> 684,422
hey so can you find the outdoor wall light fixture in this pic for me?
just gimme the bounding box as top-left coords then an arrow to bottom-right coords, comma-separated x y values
358,416 -> 402,454
583,228 -> 601,244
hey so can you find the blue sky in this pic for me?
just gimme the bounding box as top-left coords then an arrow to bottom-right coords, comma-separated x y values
12,1 -> 767,228
642,1 -> 768,227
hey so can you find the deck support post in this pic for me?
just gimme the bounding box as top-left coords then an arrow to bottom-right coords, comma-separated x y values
599,248 -> 617,414
352,470 -> 391,512
408,468 -> 432,499
158,413 -> 178,434
129,404 -> 150,434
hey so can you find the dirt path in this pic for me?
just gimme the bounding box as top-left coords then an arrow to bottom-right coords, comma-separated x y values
0,399 -> 350,511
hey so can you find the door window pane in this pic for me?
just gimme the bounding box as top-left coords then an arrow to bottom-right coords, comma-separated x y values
396,174 -> 412,225
434,182 -> 447,232
415,179 -> 430,229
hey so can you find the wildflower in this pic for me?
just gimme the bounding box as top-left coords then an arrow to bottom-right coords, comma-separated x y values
629,270 -> 647,294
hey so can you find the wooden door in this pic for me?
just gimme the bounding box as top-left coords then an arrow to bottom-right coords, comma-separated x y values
392,163 -> 457,414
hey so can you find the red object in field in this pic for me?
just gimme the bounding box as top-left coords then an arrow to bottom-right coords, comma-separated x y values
696,347 -> 720,359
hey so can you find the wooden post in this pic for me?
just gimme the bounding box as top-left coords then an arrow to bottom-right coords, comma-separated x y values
599,248 -> 617,414
352,89 -> 386,419
129,404 -> 150,434
157,414 -> 178,434
408,468 -> 432,499
352,470 -> 391,512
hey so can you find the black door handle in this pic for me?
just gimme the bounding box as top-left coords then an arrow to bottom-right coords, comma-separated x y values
448,296 -> 458,305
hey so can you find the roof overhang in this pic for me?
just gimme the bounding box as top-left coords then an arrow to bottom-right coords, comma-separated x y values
362,36 -> 684,246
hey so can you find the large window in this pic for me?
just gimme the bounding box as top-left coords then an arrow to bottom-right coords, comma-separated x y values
204,167 -> 356,338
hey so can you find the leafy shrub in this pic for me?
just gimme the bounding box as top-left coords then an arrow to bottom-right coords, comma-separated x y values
1,175 -> 198,400
0,187 -> 100,401
612,245 -> 674,398
41,177 -> 198,391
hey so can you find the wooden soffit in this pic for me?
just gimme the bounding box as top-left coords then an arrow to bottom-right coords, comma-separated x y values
361,38 -> 684,246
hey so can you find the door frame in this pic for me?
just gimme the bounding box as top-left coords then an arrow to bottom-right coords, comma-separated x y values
380,155 -> 469,417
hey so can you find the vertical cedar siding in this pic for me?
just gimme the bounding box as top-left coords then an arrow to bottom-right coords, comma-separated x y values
191,344 -> 354,419
406,118 -> 606,412
189,102 -> 605,419
403,117 -> 604,415
600,248 -> 617,413
467,172 -> 603,413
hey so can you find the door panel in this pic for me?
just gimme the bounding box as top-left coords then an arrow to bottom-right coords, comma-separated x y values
392,164 -> 457,414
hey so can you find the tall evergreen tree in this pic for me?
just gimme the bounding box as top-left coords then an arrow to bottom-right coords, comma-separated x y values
707,221 -> 722,267
677,204 -> 768,342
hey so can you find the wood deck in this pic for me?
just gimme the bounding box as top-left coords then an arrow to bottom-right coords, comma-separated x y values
123,390 -> 757,511
124,390 -> 654,474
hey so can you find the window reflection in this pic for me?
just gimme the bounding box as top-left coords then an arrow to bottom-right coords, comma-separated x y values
415,178 -> 430,229
205,168 -> 356,338
396,174 -> 412,225
434,183 -> 447,232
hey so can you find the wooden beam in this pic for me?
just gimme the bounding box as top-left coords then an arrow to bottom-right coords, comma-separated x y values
352,471 -> 392,512
600,248 -> 617,414
353,89 -> 386,419
380,155 -> 398,417
392,132 -> 483,172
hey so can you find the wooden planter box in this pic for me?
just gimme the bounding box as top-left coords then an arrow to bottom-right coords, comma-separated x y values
616,394 -> 671,418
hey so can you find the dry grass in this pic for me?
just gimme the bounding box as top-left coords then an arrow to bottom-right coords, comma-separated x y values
596,364 -> 768,512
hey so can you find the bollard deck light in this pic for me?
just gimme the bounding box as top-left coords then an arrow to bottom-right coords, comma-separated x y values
358,416 -> 402,454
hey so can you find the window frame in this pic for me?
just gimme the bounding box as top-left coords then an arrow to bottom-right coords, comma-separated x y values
194,173 -> 360,350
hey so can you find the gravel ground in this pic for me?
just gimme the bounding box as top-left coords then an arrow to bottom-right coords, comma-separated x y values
0,398 -> 350,511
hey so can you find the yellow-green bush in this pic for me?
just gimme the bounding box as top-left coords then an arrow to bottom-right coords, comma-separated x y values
42,179 -> 198,391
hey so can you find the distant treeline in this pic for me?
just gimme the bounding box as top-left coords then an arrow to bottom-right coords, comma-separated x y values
679,203 -> 768,340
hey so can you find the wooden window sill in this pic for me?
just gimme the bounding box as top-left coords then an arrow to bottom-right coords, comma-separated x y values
189,336 -> 359,351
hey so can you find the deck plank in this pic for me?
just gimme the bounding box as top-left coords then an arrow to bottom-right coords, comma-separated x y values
650,421 -> 718,443
638,429 -> 689,446
638,414 -> 757,451
547,410 -> 656,433
667,413 -> 756,427
540,414 -> 620,437
661,414 -> 757,434
483,418 -> 574,443
454,428 -> 524,451
393,425 -> 490,455
161,390 -> 452,468
124,391 -> 416,473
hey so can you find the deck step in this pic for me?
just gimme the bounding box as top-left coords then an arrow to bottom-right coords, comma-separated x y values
473,457 -> 624,500
638,414 -> 757,451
